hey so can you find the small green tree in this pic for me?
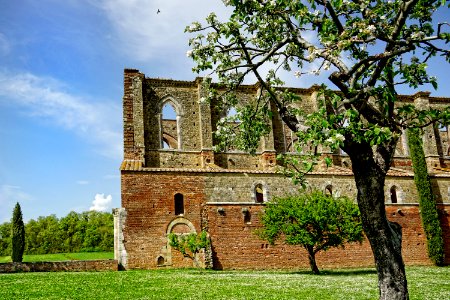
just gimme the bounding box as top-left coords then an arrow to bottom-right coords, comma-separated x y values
169,231 -> 210,268
11,202 -> 25,262
257,191 -> 363,274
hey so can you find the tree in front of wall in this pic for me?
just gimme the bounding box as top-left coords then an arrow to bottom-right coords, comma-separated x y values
11,202 -> 25,262
257,191 -> 363,274
407,128 -> 444,265
168,230 -> 210,268
186,1 -> 449,298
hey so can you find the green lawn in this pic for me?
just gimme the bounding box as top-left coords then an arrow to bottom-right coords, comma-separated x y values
0,252 -> 113,263
0,266 -> 448,300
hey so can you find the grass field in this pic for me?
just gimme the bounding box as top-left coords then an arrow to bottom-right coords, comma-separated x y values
0,266 -> 448,299
0,252 -> 113,263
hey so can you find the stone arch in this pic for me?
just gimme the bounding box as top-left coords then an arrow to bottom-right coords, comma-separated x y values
159,96 -> 183,150
159,95 -> 184,116
164,217 -> 197,266
162,133 -> 177,149
251,181 -> 269,203
386,184 -> 404,204
157,255 -> 165,266
319,181 -> 341,198
166,217 -> 196,235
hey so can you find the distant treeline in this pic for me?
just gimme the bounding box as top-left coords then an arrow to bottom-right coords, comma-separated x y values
0,211 -> 113,256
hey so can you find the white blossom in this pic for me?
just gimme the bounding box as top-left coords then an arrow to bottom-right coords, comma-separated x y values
367,25 -> 376,33
411,31 -> 425,40
186,50 -> 193,57
294,71 -> 301,78
335,133 -> 345,142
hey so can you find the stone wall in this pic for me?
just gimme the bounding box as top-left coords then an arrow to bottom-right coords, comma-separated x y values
0,260 -> 118,273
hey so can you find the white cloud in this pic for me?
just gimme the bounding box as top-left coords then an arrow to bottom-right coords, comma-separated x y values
0,70 -> 122,159
92,0 -> 231,62
90,193 -> 112,212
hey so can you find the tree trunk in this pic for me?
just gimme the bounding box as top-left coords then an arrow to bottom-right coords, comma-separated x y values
350,149 -> 409,300
306,246 -> 320,274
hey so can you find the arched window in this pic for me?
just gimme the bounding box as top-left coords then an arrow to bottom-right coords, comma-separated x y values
157,256 -> 165,266
325,185 -> 333,196
161,102 -> 178,149
390,186 -> 398,204
255,184 -> 264,203
174,193 -> 184,215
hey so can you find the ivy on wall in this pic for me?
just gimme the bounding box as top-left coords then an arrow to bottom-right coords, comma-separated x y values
407,128 -> 444,266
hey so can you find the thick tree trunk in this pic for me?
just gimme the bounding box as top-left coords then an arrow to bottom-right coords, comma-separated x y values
350,150 -> 409,300
306,246 -> 320,274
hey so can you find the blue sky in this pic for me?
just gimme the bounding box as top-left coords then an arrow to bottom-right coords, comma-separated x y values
0,1 -> 448,223
0,0 -> 232,222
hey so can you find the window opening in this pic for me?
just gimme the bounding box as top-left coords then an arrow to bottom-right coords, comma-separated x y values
174,193 -> 184,215
161,102 -> 178,149
157,256 -> 165,266
162,139 -> 170,149
255,184 -> 264,203
325,185 -> 333,196
390,186 -> 398,204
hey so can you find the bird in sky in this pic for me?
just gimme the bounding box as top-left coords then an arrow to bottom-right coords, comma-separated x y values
157,9 -> 160,14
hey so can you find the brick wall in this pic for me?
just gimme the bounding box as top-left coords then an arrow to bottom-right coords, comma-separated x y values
205,204 -> 450,270
121,171 -> 205,269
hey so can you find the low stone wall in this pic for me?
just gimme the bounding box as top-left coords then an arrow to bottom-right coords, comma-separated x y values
0,259 -> 118,273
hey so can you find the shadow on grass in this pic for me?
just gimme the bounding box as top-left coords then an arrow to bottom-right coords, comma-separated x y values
173,267 -> 377,277
291,268 -> 377,276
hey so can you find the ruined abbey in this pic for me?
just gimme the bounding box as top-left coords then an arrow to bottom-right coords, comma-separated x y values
114,69 -> 450,270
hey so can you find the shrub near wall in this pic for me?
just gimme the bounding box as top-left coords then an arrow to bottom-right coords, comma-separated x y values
407,128 -> 445,265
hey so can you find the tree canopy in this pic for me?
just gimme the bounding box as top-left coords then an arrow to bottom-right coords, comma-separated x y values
257,191 -> 363,274
186,1 -> 449,299
0,211 -> 113,256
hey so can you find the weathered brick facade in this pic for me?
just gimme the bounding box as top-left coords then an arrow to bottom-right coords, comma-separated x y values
116,69 -> 450,270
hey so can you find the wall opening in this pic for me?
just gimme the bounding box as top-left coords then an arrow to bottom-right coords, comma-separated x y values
243,211 -> 251,223
325,185 -> 333,196
255,184 -> 264,203
157,256 -> 165,266
174,193 -> 184,215
161,102 -> 178,149
390,186 -> 398,204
